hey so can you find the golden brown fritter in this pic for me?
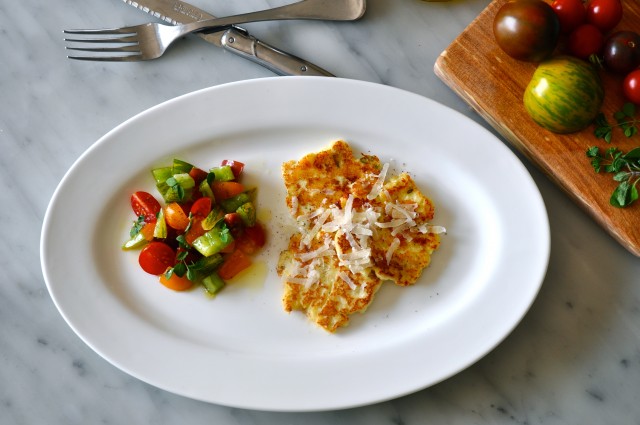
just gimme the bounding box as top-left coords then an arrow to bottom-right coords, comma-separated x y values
277,140 -> 443,332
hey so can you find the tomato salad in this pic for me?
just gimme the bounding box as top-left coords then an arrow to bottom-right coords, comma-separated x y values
122,158 -> 266,295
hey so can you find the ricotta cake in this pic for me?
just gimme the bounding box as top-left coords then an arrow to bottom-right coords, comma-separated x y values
276,140 -> 444,332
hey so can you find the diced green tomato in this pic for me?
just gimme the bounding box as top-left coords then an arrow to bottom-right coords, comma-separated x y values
220,192 -> 251,213
122,222 -> 153,250
212,181 -> 246,201
172,158 -> 194,174
151,167 -> 173,185
172,173 -> 195,190
218,249 -> 252,280
201,272 -> 226,295
153,208 -> 167,239
190,254 -> 224,275
199,179 -> 215,200
202,208 -> 224,231
192,227 -> 234,257
161,186 -> 182,203
210,165 -> 236,182
236,202 -> 256,226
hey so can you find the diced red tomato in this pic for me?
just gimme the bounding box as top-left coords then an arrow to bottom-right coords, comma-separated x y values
184,217 -> 208,245
159,268 -> 193,291
220,240 -> 237,254
235,223 -> 266,254
221,160 -> 245,179
139,242 -> 175,275
131,191 -> 161,222
224,212 -> 244,229
165,203 -> 190,231
212,181 -> 245,201
245,223 -> 266,247
189,167 -> 209,185
190,197 -> 212,218
218,249 -> 252,280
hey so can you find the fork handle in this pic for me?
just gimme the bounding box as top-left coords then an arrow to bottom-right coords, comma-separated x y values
220,29 -> 334,77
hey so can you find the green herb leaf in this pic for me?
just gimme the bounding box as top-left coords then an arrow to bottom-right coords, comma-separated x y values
586,146 -> 640,208
595,103 -> 639,143
129,215 -> 146,237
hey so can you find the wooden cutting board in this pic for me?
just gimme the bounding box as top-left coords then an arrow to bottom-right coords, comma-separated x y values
434,0 -> 640,257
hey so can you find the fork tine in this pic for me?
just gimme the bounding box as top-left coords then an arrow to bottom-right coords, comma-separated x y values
64,35 -> 139,44
65,45 -> 141,53
66,55 -> 146,62
63,27 -> 138,35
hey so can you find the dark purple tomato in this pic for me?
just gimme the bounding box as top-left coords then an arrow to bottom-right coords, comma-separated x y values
603,31 -> 640,74
493,0 -> 560,62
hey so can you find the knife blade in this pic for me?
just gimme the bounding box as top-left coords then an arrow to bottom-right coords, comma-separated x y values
122,0 -> 334,77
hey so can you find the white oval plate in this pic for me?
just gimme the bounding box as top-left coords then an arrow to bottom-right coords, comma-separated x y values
41,77 -> 549,411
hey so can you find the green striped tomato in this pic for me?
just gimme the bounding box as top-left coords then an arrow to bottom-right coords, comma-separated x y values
523,56 -> 604,134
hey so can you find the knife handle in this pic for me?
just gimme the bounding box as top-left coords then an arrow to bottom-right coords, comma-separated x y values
220,28 -> 334,77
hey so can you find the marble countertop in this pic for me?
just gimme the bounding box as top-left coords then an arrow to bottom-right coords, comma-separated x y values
4,0 -> 640,423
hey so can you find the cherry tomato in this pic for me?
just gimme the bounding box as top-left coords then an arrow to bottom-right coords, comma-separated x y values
551,0 -> 586,34
603,31 -> 640,74
131,191 -> 161,222
139,242 -> 175,275
568,24 -> 604,59
159,269 -> 193,291
221,160 -> 245,179
586,0 -> 623,33
164,202 -> 190,231
493,0 -> 560,62
218,249 -> 252,280
212,181 -> 245,201
623,69 -> 640,104
190,197 -> 212,218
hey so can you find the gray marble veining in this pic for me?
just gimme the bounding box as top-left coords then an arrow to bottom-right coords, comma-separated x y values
3,0 -> 640,423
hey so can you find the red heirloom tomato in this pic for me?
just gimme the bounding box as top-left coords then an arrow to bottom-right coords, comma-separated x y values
493,0 -> 560,62
623,70 -> 640,104
139,242 -> 176,275
551,0 -> 586,34
568,24 -> 605,60
586,0 -> 623,33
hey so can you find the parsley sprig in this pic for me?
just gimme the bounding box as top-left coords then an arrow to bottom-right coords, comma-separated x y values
586,146 -> 640,208
594,103 -> 640,143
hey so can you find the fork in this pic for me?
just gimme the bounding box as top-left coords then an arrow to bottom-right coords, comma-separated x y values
64,0 -> 366,61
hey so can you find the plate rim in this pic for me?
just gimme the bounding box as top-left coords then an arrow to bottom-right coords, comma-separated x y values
40,76 -> 550,411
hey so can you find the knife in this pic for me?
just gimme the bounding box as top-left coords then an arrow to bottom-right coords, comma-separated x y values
122,0 -> 334,77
